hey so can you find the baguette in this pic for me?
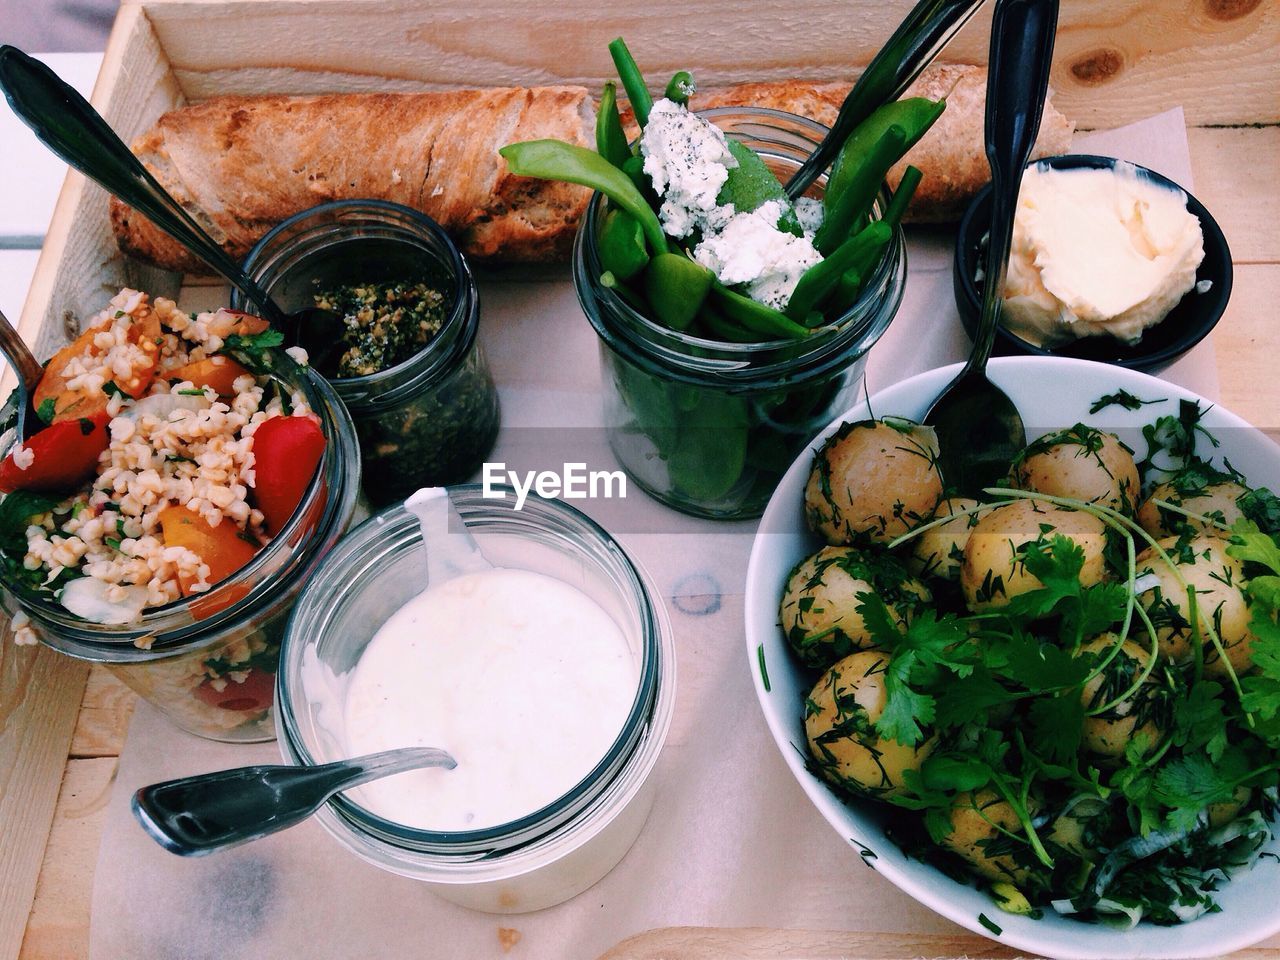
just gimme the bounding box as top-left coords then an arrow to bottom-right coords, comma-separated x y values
110,87 -> 596,274
111,66 -> 1074,273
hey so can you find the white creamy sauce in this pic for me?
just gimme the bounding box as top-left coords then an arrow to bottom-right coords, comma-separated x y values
1002,163 -> 1205,346
639,98 -> 824,311
343,567 -> 638,831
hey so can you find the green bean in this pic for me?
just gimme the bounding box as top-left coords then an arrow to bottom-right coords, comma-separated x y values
644,253 -> 713,330
600,271 -> 648,313
608,37 -> 653,128
699,302 -> 761,343
823,98 -> 944,217
664,70 -> 696,106
831,165 -> 923,307
718,140 -> 788,215
595,81 -> 631,169
711,282 -> 812,339
813,124 -> 906,255
787,221 -> 892,321
620,154 -> 650,197
499,140 -> 666,252
883,164 -> 923,229
598,208 -> 650,280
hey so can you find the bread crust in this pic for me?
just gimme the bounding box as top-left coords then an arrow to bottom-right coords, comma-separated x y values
111,87 -> 594,273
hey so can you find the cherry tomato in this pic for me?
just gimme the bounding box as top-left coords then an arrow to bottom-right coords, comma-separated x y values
35,312 -> 162,422
158,505 -> 259,595
194,667 -> 275,712
251,416 -> 326,534
0,413 -> 112,493
165,356 -> 254,397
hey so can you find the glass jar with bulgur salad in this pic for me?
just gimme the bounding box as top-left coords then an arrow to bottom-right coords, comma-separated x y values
0,288 -> 360,742
234,200 -> 500,506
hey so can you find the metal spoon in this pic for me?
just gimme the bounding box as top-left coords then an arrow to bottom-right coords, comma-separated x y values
785,0 -> 989,199
0,45 -> 342,362
132,746 -> 457,856
923,0 -> 1058,495
0,307 -> 48,442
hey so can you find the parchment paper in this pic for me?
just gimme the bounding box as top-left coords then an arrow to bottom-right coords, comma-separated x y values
89,110 -> 1240,960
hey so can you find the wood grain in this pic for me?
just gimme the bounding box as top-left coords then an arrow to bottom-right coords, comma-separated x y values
0,643 -> 89,960
137,0 -> 1279,127
17,759 -> 117,960
1214,262 -> 1276,431
70,669 -> 135,760
598,926 -> 1027,959
1187,126 -> 1280,265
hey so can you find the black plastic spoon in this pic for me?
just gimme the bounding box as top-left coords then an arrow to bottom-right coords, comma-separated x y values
923,0 -> 1058,495
785,0 -> 989,199
0,46 -> 342,360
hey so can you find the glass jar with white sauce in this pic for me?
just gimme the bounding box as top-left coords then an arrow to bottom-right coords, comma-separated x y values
277,485 -> 675,912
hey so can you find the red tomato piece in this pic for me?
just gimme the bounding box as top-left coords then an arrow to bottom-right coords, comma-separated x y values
251,416 -> 326,534
0,413 -> 112,493
194,667 -> 275,712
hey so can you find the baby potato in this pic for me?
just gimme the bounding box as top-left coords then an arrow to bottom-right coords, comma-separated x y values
1137,535 -> 1257,678
1137,479 -> 1250,539
1078,635 -> 1168,762
1012,425 -> 1140,514
805,651 -> 935,799
960,500 -> 1107,612
908,497 -> 986,582
1208,786 -> 1252,828
804,419 -> 944,545
780,546 -> 931,669
941,789 -> 1033,884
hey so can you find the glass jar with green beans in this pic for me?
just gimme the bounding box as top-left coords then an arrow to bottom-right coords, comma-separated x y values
573,109 -> 906,519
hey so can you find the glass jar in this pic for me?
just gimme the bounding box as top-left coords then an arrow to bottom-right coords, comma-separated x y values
0,370 -> 361,742
277,485 -> 675,913
234,200 -> 500,506
574,108 -> 907,520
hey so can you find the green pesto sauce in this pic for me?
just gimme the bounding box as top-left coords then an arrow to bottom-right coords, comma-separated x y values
314,281 -> 449,378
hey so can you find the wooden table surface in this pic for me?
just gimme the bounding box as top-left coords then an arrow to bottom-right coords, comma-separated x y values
8,122 -> 1280,960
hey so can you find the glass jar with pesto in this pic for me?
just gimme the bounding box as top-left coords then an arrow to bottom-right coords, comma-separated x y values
235,201 -> 500,506
573,110 -> 906,520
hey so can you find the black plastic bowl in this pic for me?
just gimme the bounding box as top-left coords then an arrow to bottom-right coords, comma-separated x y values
953,154 -> 1232,372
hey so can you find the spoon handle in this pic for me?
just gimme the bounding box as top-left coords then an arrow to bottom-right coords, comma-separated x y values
0,46 -> 284,324
0,307 -> 45,390
131,747 -> 456,856
968,0 -> 1059,373
785,0 -> 988,199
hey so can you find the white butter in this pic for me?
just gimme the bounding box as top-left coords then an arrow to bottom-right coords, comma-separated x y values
1002,163 -> 1205,346
693,200 -> 822,311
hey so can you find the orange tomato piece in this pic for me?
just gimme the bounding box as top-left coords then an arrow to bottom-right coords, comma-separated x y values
158,505 -> 258,596
223,311 -> 271,336
165,356 -> 254,397
34,311 -> 163,423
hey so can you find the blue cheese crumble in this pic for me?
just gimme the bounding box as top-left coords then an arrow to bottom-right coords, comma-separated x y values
640,98 -> 826,311
641,99 -> 738,239
693,200 -> 823,311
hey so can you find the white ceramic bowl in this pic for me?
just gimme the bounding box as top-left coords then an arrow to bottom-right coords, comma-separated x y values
745,356 -> 1280,959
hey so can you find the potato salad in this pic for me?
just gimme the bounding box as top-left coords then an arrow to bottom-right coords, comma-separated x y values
782,401 -> 1280,927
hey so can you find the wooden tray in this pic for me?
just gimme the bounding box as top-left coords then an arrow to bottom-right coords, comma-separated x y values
3,1 -> 1279,958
